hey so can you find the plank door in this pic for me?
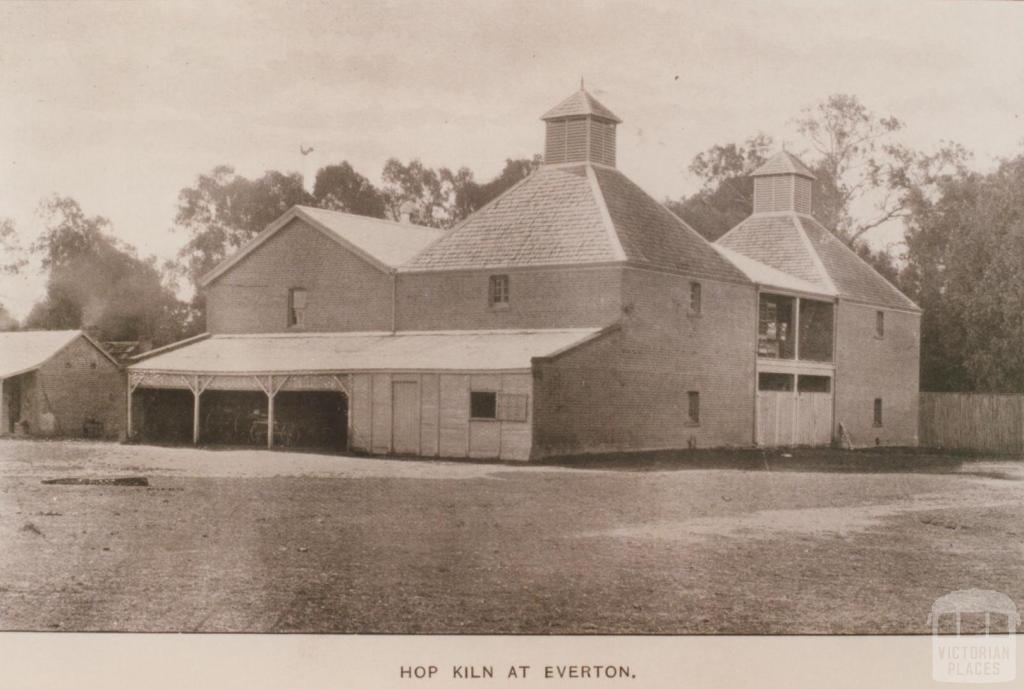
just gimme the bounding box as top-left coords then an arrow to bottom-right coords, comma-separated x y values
391,381 -> 420,455
796,392 -> 833,446
757,391 -> 796,447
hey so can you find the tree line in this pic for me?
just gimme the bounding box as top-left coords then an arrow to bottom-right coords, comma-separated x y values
1,94 -> 1021,393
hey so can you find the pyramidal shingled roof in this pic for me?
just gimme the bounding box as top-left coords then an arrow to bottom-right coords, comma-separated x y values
541,89 -> 622,123
752,151 -> 816,179
716,212 -> 919,311
403,163 -> 745,282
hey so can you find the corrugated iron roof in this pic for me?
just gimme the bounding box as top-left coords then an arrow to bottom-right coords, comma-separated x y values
541,89 -> 622,123
752,151 -> 816,179
0,330 -> 111,378
200,206 -> 444,286
129,329 -> 604,374
404,163 -> 746,282
296,206 -> 443,266
713,245 -> 835,297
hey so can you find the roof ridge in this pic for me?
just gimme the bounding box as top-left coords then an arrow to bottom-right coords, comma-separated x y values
600,166 -> 734,252
297,205 -> 441,232
585,164 -> 627,261
797,215 -> 921,311
791,214 -> 838,294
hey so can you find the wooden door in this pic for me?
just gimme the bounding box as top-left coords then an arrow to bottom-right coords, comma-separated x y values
391,381 -> 420,455
757,391 -> 796,447
796,392 -> 833,446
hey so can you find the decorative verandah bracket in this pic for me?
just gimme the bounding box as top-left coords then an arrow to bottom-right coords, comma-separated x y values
331,374 -> 350,398
127,371 -> 149,394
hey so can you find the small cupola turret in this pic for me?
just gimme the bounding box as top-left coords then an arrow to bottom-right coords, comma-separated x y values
541,85 -> 621,167
751,151 -> 815,214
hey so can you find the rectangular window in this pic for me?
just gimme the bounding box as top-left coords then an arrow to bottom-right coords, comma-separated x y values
798,299 -> 835,362
687,391 -> 700,425
797,375 -> 831,393
876,311 -> 885,338
489,275 -> 509,308
758,294 -> 795,359
874,398 -> 883,427
470,391 -> 497,420
758,372 -> 794,391
288,288 -> 307,327
689,281 -> 702,315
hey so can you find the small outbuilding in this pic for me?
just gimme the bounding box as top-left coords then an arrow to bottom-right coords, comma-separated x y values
0,330 -> 124,439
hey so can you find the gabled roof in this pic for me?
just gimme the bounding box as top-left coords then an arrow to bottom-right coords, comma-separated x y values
541,88 -> 622,123
404,163 -> 746,283
752,151 -> 816,179
199,206 -> 444,286
129,329 -> 605,374
0,330 -> 119,378
716,213 -> 919,311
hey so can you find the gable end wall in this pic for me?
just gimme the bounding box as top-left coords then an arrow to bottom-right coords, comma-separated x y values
205,218 -> 394,333
31,337 -> 124,438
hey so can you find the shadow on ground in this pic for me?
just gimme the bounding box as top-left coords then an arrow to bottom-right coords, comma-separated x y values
541,447 -> 1024,477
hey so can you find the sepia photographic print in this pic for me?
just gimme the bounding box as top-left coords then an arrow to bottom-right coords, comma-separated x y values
1,1 -> 1023,687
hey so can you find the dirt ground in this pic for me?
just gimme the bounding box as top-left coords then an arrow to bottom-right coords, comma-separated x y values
1,438 -> 1021,634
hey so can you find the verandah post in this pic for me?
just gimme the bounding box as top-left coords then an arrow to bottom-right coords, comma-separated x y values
192,374 -> 201,446
126,378 -> 133,440
267,375 -> 275,449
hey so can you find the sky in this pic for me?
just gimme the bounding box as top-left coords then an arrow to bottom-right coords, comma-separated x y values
1,0 -> 1023,319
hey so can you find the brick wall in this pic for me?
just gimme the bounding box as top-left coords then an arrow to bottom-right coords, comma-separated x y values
834,302 -> 920,446
395,266 -> 622,331
34,337 -> 124,438
205,218 -> 395,334
532,268 -> 757,457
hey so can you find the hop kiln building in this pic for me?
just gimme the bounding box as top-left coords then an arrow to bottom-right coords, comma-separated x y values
128,87 -> 920,460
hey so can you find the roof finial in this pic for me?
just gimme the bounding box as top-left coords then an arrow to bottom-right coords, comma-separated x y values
580,75 -> 585,90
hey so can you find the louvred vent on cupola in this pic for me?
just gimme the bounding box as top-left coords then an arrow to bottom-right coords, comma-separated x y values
540,87 -> 621,167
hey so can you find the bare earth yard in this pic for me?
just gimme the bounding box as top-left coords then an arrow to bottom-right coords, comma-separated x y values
1,439 -> 1021,634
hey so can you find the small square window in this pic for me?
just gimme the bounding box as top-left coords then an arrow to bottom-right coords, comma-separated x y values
470,391 -> 497,419
489,275 -> 509,308
687,391 -> 700,425
288,288 -> 307,327
873,398 -> 883,427
875,311 -> 885,338
689,282 -> 702,315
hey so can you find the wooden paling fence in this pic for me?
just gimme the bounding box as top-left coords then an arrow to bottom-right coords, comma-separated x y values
919,392 -> 1024,453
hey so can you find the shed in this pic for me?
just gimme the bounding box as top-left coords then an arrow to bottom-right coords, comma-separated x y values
127,328 -> 602,460
0,330 -> 124,439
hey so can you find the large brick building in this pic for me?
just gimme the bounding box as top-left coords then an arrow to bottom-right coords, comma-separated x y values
129,87 -> 920,460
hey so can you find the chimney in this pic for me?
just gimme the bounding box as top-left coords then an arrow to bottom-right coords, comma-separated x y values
540,86 -> 622,167
750,151 -> 816,214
